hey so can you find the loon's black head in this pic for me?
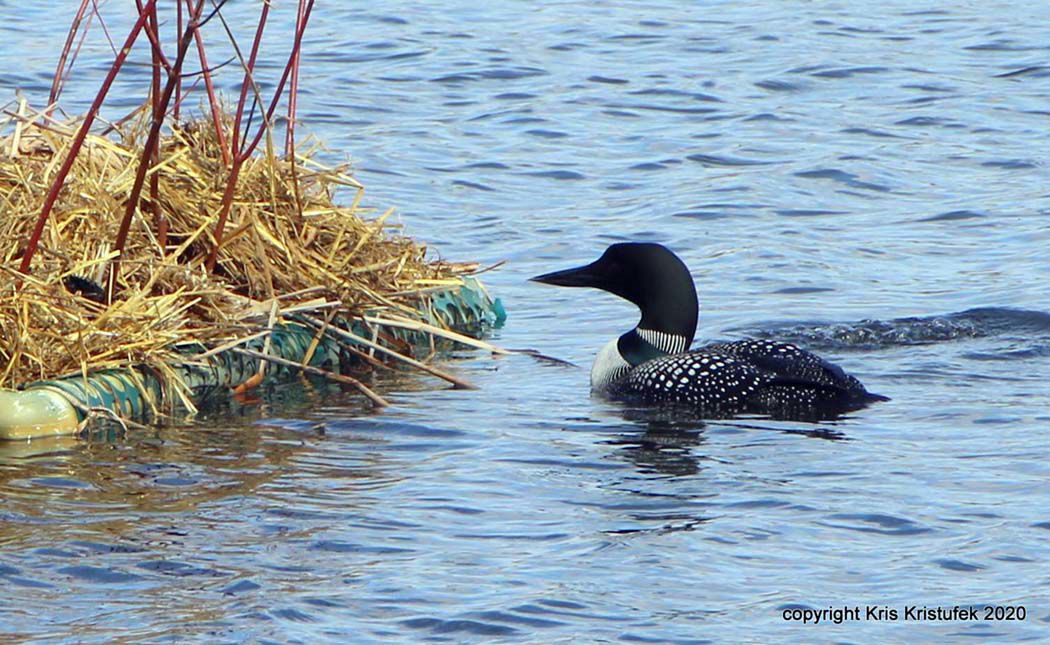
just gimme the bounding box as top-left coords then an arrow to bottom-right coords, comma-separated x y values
530,242 -> 699,344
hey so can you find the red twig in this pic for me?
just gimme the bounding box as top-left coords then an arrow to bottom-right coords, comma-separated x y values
108,0 -> 208,298
204,1 -> 271,272
52,11 -> 97,116
175,0 -> 184,121
207,0 -> 315,272
185,0 -> 229,165
89,0 -> 118,57
135,0 -> 173,73
18,0 -> 159,276
48,0 -> 92,112
206,162 -> 243,267
242,0 -> 315,158
145,1 -> 166,249
230,2 -> 271,157
284,0 -> 308,158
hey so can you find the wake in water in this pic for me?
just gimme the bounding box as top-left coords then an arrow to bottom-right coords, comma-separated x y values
729,307 -> 1050,352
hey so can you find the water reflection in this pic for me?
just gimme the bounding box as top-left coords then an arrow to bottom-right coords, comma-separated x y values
604,404 -> 848,477
609,403 -> 844,470
609,430 -> 706,477
607,410 -> 708,477
0,427 -> 292,529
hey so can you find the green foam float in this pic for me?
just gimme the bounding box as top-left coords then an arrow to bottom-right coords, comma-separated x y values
0,278 -> 503,441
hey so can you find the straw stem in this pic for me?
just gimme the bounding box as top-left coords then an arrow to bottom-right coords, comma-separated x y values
301,314 -> 477,390
234,347 -> 389,408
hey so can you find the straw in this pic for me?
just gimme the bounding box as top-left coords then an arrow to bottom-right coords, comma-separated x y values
301,314 -> 477,390
234,347 -> 389,408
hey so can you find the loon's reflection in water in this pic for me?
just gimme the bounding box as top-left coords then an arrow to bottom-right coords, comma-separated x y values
600,405 -> 848,477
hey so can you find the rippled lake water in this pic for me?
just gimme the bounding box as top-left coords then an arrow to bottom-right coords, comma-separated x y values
2,2 -> 1050,642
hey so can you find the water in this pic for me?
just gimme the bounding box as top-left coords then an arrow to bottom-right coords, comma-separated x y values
2,1 -> 1050,642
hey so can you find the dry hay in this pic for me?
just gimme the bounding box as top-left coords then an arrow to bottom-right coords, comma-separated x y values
0,101 -> 475,390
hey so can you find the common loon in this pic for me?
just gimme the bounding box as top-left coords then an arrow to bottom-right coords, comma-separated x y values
531,242 -> 887,419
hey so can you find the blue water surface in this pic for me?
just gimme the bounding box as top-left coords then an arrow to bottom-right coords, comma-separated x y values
1,1 -> 1049,642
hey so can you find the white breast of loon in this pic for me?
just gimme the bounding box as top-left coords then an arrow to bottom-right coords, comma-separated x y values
590,328 -> 689,391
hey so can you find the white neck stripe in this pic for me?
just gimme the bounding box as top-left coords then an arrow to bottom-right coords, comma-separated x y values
636,328 -> 687,355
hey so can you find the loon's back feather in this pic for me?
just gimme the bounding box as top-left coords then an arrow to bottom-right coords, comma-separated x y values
604,340 -> 885,418
700,339 -> 866,397
608,350 -> 773,411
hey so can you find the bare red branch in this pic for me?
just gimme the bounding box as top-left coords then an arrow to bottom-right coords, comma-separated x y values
185,0 -> 230,165
285,0 -> 309,158
230,2 -> 271,157
146,1 -> 165,249
135,0 -> 173,73
48,0 -> 92,111
242,0 -> 315,159
18,0 -> 160,275
108,0 -> 208,298
175,0 -> 184,121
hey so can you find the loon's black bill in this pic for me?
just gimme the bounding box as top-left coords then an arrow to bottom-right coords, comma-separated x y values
529,261 -> 602,288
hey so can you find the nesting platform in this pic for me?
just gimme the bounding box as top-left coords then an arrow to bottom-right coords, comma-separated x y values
0,277 -> 504,440
1,104 -> 506,440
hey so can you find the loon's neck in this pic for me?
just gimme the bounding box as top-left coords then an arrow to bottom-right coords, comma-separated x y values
623,277 -> 699,361
633,281 -> 698,352
590,279 -> 700,391
590,325 -> 694,391
619,327 -> 689,365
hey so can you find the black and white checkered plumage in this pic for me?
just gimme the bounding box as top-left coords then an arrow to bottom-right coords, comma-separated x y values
532,243 -> 887,420
610,339 -> 878,419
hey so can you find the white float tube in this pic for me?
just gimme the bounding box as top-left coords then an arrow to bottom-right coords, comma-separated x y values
0,388 -> 81,441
